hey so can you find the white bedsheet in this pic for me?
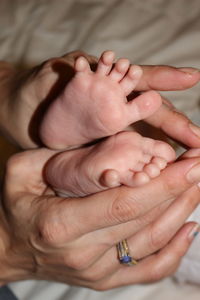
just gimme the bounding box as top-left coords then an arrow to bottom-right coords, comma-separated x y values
0,0 -> 200,299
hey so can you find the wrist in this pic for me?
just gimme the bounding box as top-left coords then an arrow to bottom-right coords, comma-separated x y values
0,200 -> 36,283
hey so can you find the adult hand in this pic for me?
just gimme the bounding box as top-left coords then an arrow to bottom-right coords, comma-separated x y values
134,65 -> 200,148
0,51 -> 97,149
0,147 -> 200,289
0,52 -> 199,149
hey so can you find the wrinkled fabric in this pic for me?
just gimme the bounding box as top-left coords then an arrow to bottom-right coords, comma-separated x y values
0,0 -> 199,115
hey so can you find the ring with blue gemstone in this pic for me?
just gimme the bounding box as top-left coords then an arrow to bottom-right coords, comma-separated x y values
117,239 -> 138,266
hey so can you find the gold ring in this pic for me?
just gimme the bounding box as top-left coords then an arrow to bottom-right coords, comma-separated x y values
117,239 -> 138,266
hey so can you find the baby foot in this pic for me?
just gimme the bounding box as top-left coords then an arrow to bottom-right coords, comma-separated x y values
45,131 -> 176,197
40,50 -> 162,150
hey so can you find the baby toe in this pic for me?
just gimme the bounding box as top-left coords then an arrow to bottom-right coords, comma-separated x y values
120,65 -> 143,96
75,56 -> 91,73
151,157 -> 167,170
143,163 -> 161,178
96,50 -> 115,75
131,172 -> 150,186
109,58 -> 130,81
153,141 -> 176,162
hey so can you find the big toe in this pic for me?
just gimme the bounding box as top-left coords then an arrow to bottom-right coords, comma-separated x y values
100,169 -> 121,188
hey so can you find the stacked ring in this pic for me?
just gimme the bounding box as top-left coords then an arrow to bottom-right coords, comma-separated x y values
117,239 -> 138,266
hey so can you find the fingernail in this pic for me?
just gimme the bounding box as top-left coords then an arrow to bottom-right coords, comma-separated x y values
189,123 -> 200,139
179,67 -> 200,74
188,223 -> 200,241
186,163 -> 200,183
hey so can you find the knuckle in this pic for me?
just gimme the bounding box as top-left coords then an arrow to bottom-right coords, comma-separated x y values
82,269 -> 105,283
91,282 -> 111,292
161,176 -> 179,199
148,261 -> 166,282
39,221 -> 61,246
148,252 -> 181,282
149,269 -> 164,282
82,258 -> 113,283
39,215 -> 69,247
149,224 -> 167,251
63,251 -> 91,271
38,201 -> 79,247
5,151 -> 43,181
5,153 -> 26,177
63,242 -> 104,272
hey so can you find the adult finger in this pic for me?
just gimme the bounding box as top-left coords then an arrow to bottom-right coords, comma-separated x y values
62,57 -> 200,91
5,149 -> 200,244
31,185 -> 200,286
180,148 -> 200,160
67,151 -> 200,267
144,100 -> 200,148
135,65 -> 200,91
124,185 -> 200,259
78,184 -> 199,273
36,157 -> 200,245
95,221 -> 199,290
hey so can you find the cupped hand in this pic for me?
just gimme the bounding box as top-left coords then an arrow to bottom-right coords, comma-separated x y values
1,147 -> 200,289
31,56 -> 200,149
134,65 -> 200,148
1,51 -> 199,149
